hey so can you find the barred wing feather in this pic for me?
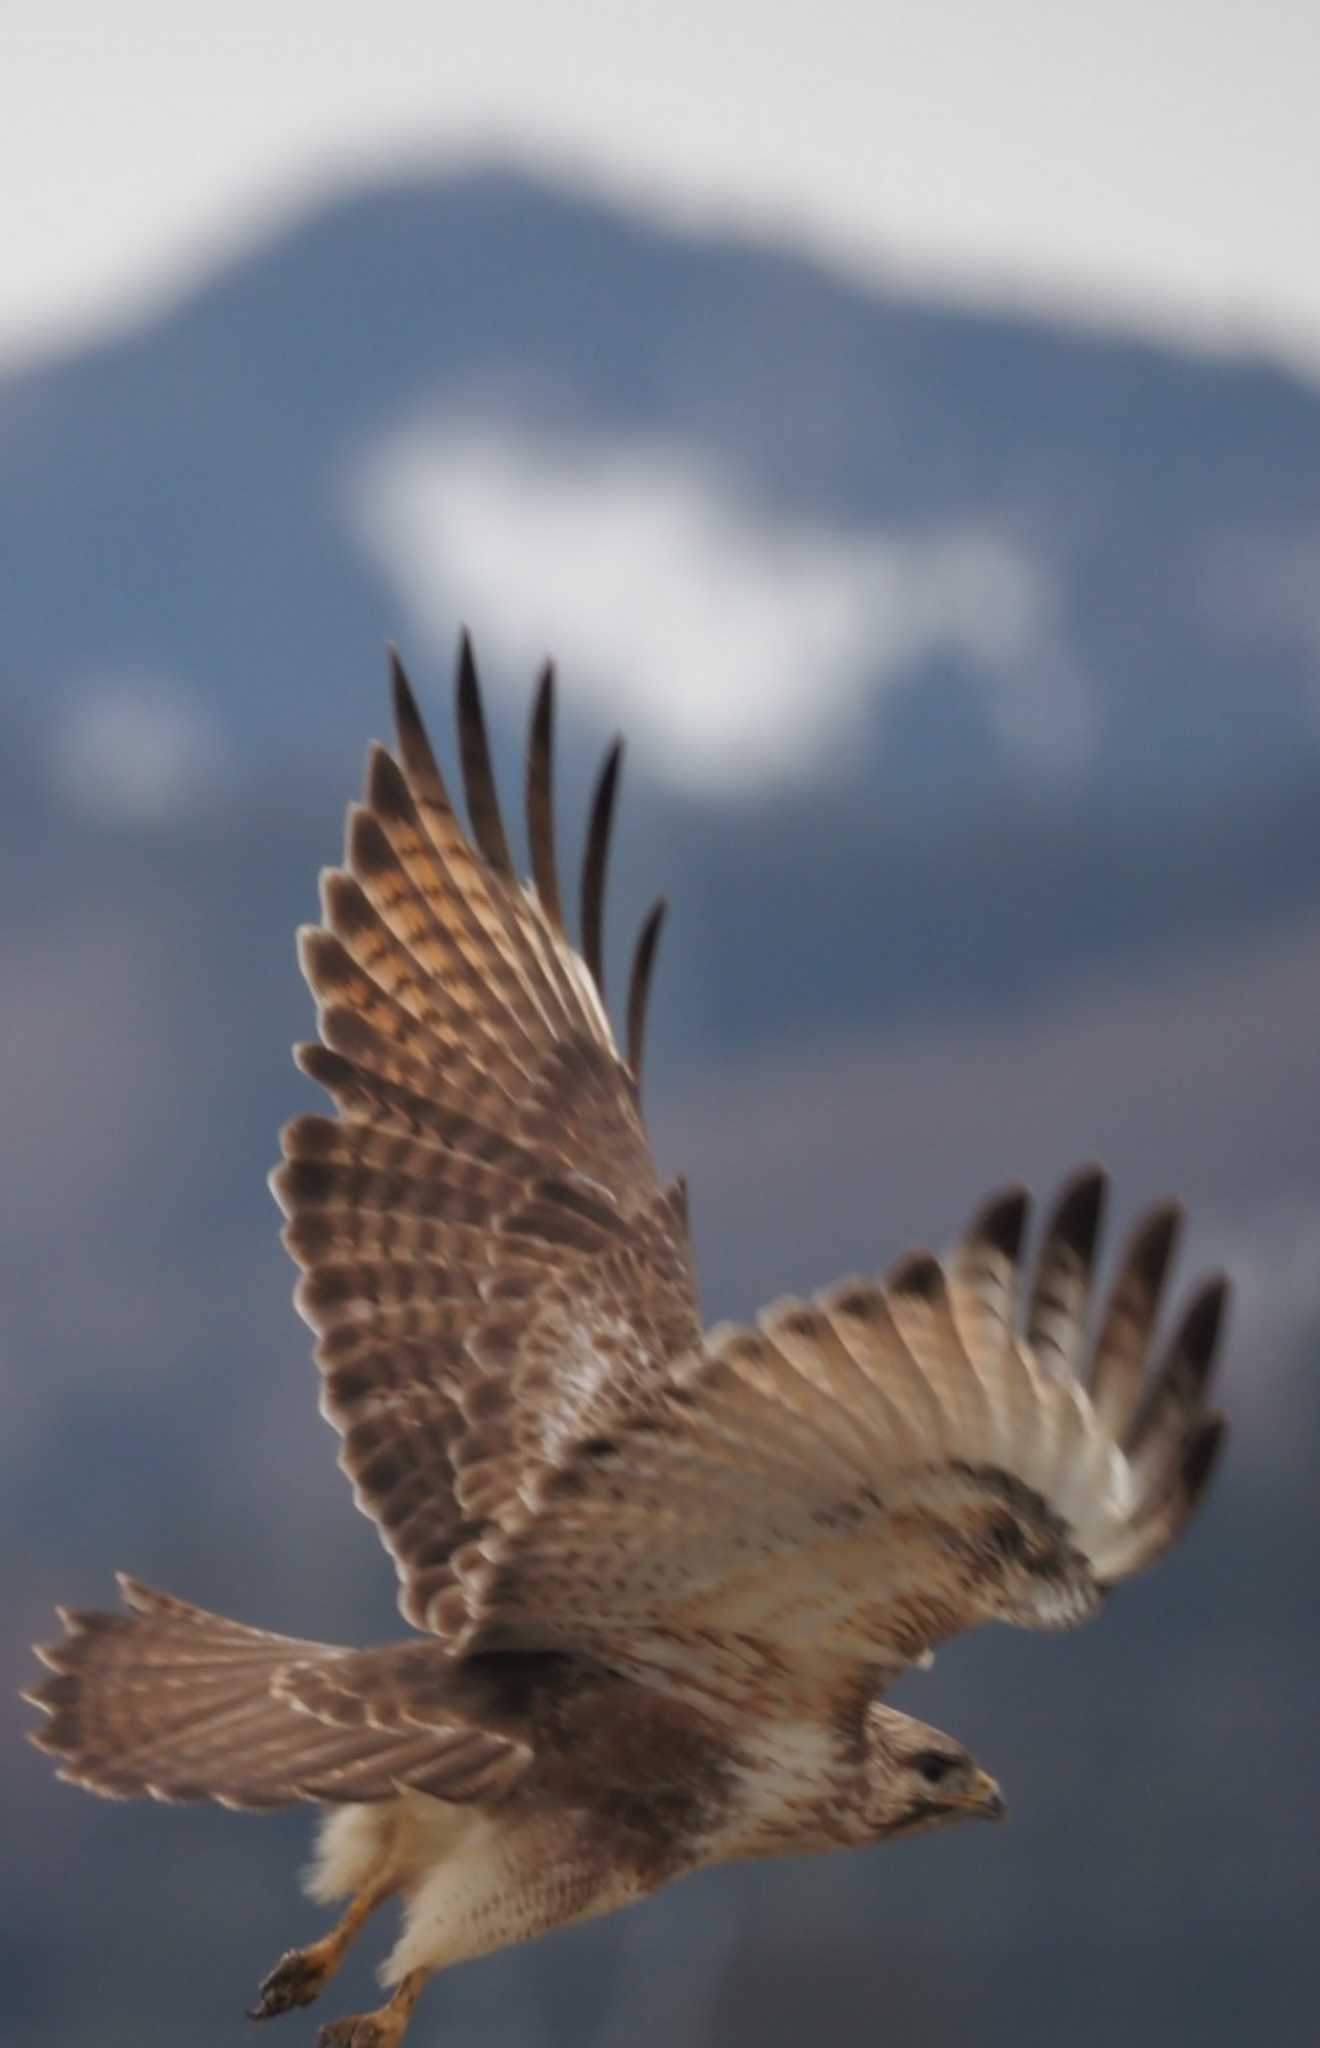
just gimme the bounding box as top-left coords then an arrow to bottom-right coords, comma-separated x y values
273,642 -> 700,1641
276,646 -> 1225,1701
458,1168 -> 1227,1697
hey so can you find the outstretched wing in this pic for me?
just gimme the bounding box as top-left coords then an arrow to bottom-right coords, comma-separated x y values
274,641 -> 700,1638
455,1169 -> 1228,1703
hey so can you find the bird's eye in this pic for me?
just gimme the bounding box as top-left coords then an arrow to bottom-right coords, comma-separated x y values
915,1751 -> 958,1786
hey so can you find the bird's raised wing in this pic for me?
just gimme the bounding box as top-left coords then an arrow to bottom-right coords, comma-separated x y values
454,1170 -> 1228,1704
274,642 -> 699,1639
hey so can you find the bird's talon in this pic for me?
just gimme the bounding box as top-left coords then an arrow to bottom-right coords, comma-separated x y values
249,1946 -> 330,2020
319,2018 -> 390,2048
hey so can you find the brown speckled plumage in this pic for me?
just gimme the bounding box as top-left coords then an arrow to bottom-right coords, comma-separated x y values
25,638 -> 1229,2045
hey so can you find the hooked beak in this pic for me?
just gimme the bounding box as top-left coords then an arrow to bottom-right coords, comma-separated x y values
955,1768 -> 1006,1821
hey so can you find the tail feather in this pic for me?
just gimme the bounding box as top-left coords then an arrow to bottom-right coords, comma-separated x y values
24,1578 -> 527,1809
26,1580 -> 348,1807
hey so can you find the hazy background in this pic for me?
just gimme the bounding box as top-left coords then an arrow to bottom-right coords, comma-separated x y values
5,7 -> 1319,2046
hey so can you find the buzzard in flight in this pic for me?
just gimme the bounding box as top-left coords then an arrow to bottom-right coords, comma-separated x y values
27,641 -> 1228,2048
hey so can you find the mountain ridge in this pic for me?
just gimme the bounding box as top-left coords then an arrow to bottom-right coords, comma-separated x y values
3,161 -> 1320,801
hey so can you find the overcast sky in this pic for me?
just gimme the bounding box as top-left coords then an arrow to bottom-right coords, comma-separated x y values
8,1 -> 1320,375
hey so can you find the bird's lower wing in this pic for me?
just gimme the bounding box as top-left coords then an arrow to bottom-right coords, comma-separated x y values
456,1168 -> 1227,1703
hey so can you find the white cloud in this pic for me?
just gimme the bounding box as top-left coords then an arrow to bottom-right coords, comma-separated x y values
51,673 -> 230,825
348,415 -> 1092,790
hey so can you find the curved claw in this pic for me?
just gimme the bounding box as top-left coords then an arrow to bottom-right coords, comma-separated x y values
248,1945 -> 330,2021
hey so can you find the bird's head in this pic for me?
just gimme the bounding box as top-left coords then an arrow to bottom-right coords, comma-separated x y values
862,1703 -> 1005,1838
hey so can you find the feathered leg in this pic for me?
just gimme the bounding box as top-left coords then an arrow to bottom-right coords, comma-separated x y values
318,1966 -> 432,2048
250,1872 -> 395,2021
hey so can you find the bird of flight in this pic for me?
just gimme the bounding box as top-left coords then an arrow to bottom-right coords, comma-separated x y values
27,640 -> 1228,2048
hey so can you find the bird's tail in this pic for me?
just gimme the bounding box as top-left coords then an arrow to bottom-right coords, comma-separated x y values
23,1576 -> 354,1807
24,1574 -> 529,1809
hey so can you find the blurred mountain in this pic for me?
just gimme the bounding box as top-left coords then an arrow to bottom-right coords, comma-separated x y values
3,166 -> 1320,1053
3,163 -> 1320,789
4,165 -> 1319,2048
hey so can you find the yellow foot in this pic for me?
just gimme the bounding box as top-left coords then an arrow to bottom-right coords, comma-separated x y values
248,1943 -> 334,2020
318,2013 -> 403,2048
317,1969 -> 429,2048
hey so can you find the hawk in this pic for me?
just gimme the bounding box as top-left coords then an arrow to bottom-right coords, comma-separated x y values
27,640 -> 1228,2048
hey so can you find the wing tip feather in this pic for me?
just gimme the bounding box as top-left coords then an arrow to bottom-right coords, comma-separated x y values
967,1182 -> 1031,1261
1046,1162 -> 1109,1258
388,644 -> 423,745
525,661 -> 565,933
626,896 -> 667,1085
455,631 -> 515,876
1184,1408 -> 1229,1502
580,737 -> 624,996
885,1248 -> 948,1303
